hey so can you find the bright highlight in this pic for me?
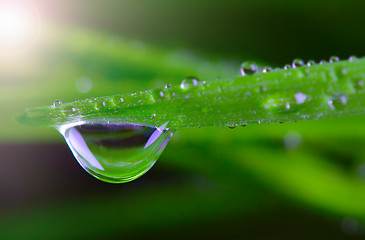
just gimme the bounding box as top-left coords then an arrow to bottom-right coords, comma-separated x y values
0,0 -> 39,54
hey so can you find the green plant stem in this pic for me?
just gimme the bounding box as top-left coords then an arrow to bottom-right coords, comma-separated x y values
17,58 -> 365,129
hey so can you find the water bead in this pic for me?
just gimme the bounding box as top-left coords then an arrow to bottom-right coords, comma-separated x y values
349,56 -> 358,62
52,100 -> 62,108
240,61 -> 258,76
283,64 -> 292,70
292,59 -> 305,68
164,83 -> 172,89
180,77 -> 199,90
262,66 -> 273,73
58,121 -> 173,183
306,60 -> 316,66
329,56 -> 340,63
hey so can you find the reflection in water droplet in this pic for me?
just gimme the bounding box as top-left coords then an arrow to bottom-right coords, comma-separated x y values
306,60 -> 315,66
292,59 -> 304,68
164,83 -> 172,89
283,64 -> 292,70
180,77 -> 199,89
262,66 -> 273,73
240,61 -> 258,76
52,100 -> 62,108
58,121 -> 173,183
329,56 -> 340,63
348,56 -> 358,62
294,92 -> 307,104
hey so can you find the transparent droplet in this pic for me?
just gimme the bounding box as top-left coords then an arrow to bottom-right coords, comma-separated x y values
319,60 -> 327,64
292,59 -> 304,68
120,97 -> 124,103
240,61 -> 258,76
329,56 -> 340,63
180,77 -> 199,90
348,55 -> 358,62
164,83 -> 172,89
294,92 -> 307,104
283,64 -> 292,70
58,121 -> 173,183
306,60 -> 315,66
227,123 -> 237,129
262,66 -> 273,73
52,100 -> 62,108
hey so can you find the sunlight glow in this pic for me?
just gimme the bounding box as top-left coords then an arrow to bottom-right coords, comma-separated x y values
0,1 -> 39,54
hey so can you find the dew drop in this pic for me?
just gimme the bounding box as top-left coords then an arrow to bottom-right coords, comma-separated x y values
159,91 -> 164,98
120,97 -> 124,103
329,56 -> 340,63
180,77 -> 199,90
306,60 -> 316,66
262,66 -> 273,73
285,102 -> 291,110
240,61 -> 258,76
58,122 -> 173,183
283,64 -> 292,70
71,107 -> 76,112
292,59 -> 304,68
358,80 -> 364,88
227,123 -> 237,129
164,83 -> 172,89
319,60 -> 327,64
52,100 -> 62,108
348,55 -> 358,62
294,92 -> 307,104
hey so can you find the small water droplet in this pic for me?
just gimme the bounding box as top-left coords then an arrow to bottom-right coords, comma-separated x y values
180,77 -> 199,89
294,92 -> 307,104
285,102 -> 291,110
164,83 -> 172,89
159,91 -> 164,98
348,55 -> 358,62
240,123 -> 247,127
227,123 -> 237,129
52,100 -> 62,108
329,56 -> 340,62
319,60 -> 327,64
357,80 -> 364,88
71,107 -> 76,112
120,97 -> 124,103
240,61 -> 258,76
102,101 -> 106,107
262,66 -> 273,73
292,59 -> 304,68
283,64 -> 292,70
306,60 -> 316,66
58,122 -> 173,183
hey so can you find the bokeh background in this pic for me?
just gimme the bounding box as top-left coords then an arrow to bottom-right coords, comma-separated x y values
1,0 -> 365,239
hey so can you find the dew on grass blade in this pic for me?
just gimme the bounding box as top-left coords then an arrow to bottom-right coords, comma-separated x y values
57,121 -> 173,183
240,61 -> 258,76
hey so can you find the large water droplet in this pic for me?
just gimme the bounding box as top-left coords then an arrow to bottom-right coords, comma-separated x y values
292,59 -> 304,68
58,121 -> 173,183
240,61 -> 258,76
180,77 -> 199,90
329,56 -> 340,63
52,100 -> 62,108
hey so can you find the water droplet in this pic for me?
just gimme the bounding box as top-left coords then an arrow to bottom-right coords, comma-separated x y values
306,60 -> 316,66
102,101 -> 106,107
159,91 -> 164,98
294,92 -> 307,104
329,56 -> 340,63
120,97 -> 124,103
52,100 -> 62,108
262,66 -> 273,73
292,59 -> 304,68
240,123 -> 247,127
319,60 -> 327,64
285,102 -> 291,110
329,95 -> 348,110
164,83 -> 172,89
348,55 -> 358,62
58,122 -> 173,183
71,107 -> 76,112
240,61 -> 258,76
180,77 -> 199,89
283,64 -> 292,70
357,80 -> 364,88
227,123 -> 237,129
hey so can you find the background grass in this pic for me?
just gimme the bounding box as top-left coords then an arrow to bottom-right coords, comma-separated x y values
1,0 -> 365,239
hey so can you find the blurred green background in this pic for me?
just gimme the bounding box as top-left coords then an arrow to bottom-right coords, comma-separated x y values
1,0 -> 365,239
